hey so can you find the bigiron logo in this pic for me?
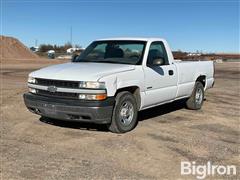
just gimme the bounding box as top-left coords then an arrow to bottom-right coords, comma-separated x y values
181,161 -> 237,179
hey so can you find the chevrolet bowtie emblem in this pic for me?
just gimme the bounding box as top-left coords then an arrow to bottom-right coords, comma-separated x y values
47,86 -> 57,93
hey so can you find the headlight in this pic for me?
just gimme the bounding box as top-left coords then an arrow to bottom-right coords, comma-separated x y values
79,81 -> 105,89
29,88 -> 37,94
28,76 -> 36,84
79,93 -> 107,100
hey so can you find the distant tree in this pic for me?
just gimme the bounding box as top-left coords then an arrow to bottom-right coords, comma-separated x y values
63,42 -> 72,51
39,44 -> 54,52
30,47 -> 35,51
39,42 -> 82,53
172,50 -> 188,60
74,44 -> 82,48
53,44 -> 57,50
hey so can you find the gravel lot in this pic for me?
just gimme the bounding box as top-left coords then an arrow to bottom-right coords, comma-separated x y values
1,59 -> 239,179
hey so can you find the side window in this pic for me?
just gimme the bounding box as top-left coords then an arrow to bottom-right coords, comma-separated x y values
147,41 -> 168,66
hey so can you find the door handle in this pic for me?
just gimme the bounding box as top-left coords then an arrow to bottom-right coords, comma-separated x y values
169,70 -> 174,75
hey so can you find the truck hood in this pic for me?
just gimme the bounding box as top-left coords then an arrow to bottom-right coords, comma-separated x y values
30,62 -> 135,81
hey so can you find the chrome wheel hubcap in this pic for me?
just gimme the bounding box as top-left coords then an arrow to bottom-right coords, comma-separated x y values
195,88 -> 203,104
119,101 -> 134,126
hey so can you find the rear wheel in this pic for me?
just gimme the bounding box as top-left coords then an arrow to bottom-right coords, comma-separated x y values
186,81 -> 204,110
108,91 -> 138,133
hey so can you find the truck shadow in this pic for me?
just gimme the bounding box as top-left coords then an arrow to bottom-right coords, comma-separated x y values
39,99 -> 187,132
40,117 -> 109,132
138,99 -> 186,122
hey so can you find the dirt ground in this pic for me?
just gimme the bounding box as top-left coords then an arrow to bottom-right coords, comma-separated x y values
1,59 -> 239,179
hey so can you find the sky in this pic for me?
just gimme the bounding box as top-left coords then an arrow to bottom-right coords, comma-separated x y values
1,0 -> 239,53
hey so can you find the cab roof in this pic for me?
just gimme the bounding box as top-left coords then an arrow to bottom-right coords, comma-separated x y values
96,37 -> 165,42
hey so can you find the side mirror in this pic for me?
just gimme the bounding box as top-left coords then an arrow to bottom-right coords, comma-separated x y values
71,54 -> 79,62
152,58 -> 165,66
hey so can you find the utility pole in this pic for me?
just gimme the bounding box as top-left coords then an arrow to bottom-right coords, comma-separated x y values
70,26 -> 72,47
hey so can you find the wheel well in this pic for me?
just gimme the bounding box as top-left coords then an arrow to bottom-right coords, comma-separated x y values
115,86 -> 141,110
196,75 -> 206,88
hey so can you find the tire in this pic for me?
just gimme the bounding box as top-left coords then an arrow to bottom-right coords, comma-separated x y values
186,81 -> 204,110
108,91 -> 138,133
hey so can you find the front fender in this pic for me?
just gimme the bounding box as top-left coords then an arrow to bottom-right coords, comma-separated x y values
98,67 -> 144,97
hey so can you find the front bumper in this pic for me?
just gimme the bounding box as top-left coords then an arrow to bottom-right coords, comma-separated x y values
23,93 -> 114,124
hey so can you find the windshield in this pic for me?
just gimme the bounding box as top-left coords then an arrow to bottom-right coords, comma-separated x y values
74,40 -> 146,65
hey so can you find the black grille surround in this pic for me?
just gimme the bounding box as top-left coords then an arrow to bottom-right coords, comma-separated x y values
37,89 -> 79,99
36,78 -> 79,89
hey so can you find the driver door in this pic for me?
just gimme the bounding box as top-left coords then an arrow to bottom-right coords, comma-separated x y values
143,41 -> 178,108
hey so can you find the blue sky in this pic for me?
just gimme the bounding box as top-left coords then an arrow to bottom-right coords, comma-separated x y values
1,0 -> 239,53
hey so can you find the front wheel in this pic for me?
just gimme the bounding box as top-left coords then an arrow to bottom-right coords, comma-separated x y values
108,91 -> 138,133
186,82 -> 204,110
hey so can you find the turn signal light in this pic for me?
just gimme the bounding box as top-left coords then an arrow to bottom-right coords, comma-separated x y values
78,93 -> 107,100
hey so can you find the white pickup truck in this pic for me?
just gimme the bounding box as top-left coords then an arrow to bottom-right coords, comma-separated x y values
24,37 -> 214,133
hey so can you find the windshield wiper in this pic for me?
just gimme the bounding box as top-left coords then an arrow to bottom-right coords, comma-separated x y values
77,60 -> 119,64
74,59 -> 131,65
73,59 -> 94,63
95,60 -> 120,64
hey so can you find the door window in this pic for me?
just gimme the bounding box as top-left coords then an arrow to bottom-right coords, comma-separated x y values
147,41 -> 169,66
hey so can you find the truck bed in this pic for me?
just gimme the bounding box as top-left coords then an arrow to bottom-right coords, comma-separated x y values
174,60 -> 214,98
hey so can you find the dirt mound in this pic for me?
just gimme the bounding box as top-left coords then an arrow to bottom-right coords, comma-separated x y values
0,36 -> 39,60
